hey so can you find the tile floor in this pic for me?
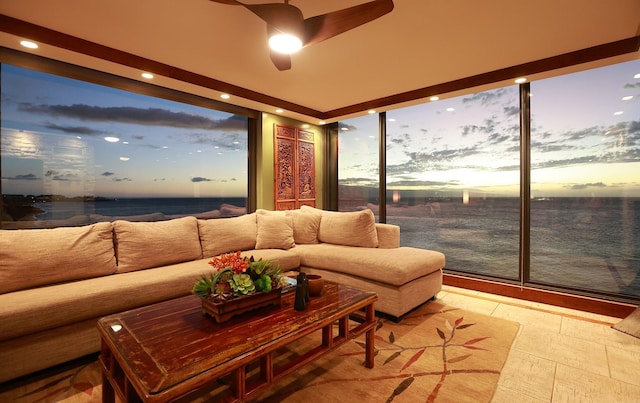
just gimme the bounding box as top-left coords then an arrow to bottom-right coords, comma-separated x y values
437,285 -> 640,403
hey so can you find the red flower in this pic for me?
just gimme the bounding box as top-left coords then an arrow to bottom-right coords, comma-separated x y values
208,251 -> 250,274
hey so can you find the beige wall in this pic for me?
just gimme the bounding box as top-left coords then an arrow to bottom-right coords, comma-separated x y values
257,113 -> 324,210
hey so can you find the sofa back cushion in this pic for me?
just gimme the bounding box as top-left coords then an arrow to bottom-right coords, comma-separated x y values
198,213 -> 257,258
301,206 -> 379,248
286,208 -> 321,244
114,216 -> 202,273
0,222 -> 117,294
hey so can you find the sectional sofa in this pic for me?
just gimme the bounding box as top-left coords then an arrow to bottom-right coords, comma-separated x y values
0,206 -> 445,382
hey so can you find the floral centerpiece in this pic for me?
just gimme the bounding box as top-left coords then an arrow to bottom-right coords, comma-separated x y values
193,251 -> 284,303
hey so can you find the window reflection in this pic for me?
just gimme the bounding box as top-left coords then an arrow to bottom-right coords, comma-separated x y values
1,64 -> 249,229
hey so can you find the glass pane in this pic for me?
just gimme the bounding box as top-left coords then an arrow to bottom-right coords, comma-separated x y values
337,115 -> 379,217
386,88 -> 521,279
1,64 -> 248,229
530,60 -> 640,298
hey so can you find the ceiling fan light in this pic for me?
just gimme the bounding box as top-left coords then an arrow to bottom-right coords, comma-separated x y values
269,33 -> 303,54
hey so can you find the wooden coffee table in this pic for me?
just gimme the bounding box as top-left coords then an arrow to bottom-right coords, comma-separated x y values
97,282 -> 377,402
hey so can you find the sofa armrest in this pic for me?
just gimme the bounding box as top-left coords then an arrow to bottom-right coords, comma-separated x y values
375,223 -> 400,248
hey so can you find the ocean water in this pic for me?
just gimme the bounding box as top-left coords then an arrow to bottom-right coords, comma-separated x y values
34,197 -> 247,220
386,197 -> 640,299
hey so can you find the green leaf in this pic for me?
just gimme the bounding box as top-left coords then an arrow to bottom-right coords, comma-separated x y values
384,351 -> 401,365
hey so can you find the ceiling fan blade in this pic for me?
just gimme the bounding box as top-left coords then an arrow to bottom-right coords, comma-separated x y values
303,0 -> 394,46
270,49 -> 292,71
209,0 -> 244,6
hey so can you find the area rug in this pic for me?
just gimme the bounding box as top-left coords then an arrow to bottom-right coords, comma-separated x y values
0,301 -> 519,402
613,306 -> 640,339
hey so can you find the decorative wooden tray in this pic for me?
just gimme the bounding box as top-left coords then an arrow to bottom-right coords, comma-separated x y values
201,288 -> 282,323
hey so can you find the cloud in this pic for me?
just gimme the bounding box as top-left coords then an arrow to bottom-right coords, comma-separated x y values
503,105 -> 519,117
101,171 -> 115,176
191,176 -> 213,182
45,170 -> 59,177
51,173 -> 79,182
18,103 -> 247,131
462,88 -> 510,106
2,173 -> 39,180
564,182 -> 607,190
173,132 -> 246,149
112,177 -> 132,182
623,82 -> 640,89
42,122 -> 108,136
387,179 -> 456,187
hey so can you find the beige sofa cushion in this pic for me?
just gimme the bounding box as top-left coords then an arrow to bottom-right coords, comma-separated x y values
114,216 -> 202,273
198,213 -> 257,258
286,209 -> 321,244
303,206 -> 378,248
256,212 -> 295,250
0,222 -> 117,294
292,244 -> 445,287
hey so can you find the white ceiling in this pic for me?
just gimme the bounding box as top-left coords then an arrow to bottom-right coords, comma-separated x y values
1,0 -> 639,123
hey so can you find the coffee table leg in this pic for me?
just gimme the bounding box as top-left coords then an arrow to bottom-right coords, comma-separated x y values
365,303 -> 375,368
102,372 -> 115,402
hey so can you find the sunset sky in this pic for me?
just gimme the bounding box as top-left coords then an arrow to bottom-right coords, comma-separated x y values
339,59 -> 640,198
1,64 -> 248,198
2,59 -> 640,200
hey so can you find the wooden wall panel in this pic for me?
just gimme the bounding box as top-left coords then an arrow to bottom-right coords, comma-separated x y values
275,124 -> 315,210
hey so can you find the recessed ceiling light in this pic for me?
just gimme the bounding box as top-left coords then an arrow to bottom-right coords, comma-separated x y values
388,118 -> 396,122
515,77 -> 527,84
319,121 -> 326,125
119,157 -> 130,161
276,109 -> 284,113
446,107 -> 455,112
141,72 -> 154,79
220,93 -> 230,99
430,96 -> 439,101
635,73 -> 640,79
622,95 -> 633,101
368,110 -> 376,114
341,127 -> 349,131
20,40 -> 38,49
104,136 -> 120,143
614,111 -> 624,115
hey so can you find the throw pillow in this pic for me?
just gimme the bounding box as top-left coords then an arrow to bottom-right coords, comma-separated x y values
198,213 -> 257,257
286,209 -> 320,244
317,208 -> 379,248
114,216 -> 202,273
256,213 -> 295,249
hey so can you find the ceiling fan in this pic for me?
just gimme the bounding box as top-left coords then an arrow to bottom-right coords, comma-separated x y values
210,0 -> 394,71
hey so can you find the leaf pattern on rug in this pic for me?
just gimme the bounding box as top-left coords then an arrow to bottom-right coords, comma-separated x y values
352,311 -> 498,402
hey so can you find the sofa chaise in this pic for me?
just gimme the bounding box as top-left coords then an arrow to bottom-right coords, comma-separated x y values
0,206 -> 445,382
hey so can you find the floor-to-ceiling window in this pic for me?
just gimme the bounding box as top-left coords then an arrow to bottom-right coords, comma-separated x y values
337,59 -> 640,302
338,114 -> 380,216
1,62 -> 251,229
529,60 -> 640,299
385,88 -> 521,280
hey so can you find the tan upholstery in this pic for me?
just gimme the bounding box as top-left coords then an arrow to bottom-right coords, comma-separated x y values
0,222 -> 116,294
198,213 -> 257,257
114,216 -> 202,273
255,211 -> 295,249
